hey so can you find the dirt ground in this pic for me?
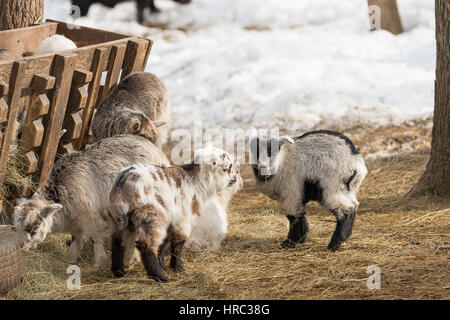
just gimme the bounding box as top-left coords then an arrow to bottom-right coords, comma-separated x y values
1,121 -> 449,300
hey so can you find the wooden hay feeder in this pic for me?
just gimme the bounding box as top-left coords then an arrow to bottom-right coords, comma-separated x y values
0,20 -> 153,212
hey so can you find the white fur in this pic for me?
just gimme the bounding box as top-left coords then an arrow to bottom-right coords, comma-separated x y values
34,35 -> 77,55
187,162 -> 243,251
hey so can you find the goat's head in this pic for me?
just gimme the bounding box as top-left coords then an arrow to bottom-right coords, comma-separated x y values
127,113 -> 169,143
194,147 -> 237,192
250,135 -> 294,177
13,198 -> 62,249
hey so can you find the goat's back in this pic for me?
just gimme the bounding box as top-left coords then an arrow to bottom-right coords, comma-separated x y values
44,134 -> 170,219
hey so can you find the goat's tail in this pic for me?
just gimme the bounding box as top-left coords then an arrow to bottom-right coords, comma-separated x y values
349,158 -> 368,192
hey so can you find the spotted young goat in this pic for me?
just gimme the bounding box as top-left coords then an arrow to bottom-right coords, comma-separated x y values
109,148 -> 239,281
13,135 -> 169,267
250,130 -> 367,251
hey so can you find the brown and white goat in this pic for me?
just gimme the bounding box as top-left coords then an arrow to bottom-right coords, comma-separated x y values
91,72 -> 171,149
109,148 -> 238,282
13,134 -> 170,267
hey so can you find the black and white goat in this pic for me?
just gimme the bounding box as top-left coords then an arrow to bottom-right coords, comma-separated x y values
250,130 -> 367,251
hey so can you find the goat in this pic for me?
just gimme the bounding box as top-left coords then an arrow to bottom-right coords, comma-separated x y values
13,134 -> 170,267
187,160 -> 243,250
109,148 -> 238,281
91,72 -> 170,149
250,130 -> 367,251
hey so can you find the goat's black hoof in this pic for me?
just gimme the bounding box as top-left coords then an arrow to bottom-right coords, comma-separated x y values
149,274 -> 169,282
113,270 -> 126,278
281,239 -> 296,249
327,242 -> 341,252
170,261 -> 185,273
297,234 -> 307,244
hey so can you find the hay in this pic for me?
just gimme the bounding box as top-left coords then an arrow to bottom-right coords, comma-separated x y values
2,142 -> 36,205
1,123 -> 449,300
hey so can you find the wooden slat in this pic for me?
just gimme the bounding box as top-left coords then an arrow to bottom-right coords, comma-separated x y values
142,39 -> 153,71
38,53 -> 77,186
121,39 -> 149,79
0,61 -> 27,211
102,43 -> 127,100
76,47 -> 108,150
19,73 -> 56,176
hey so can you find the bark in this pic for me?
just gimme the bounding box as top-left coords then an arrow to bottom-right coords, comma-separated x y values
0,0 -> 44,31
408,0 -> 450,198
368,0 -> 404,35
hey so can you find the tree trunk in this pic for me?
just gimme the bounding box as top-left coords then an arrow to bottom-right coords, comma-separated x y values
368,0 -> 404,35
0,0 -> 44,31
408,0 -> 450,198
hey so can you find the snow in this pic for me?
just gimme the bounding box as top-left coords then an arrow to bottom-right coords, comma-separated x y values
44,0 -> 435,135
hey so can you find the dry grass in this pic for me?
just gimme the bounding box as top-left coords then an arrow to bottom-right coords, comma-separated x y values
2,142 -> 35,214
1,123 -> 449,300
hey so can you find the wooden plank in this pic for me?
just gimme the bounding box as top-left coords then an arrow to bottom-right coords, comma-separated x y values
0,82 -> 8,96
53,19 -> 130,47
101,43 -> 126,100
31,74 -> 56,92
18,73 -> 56,175
0,61 -> 26,211
38,53 -> 77,186
76,47 -> 109,150
0,23 -> 58,55
121,39 -> 149,79
142,39 -> 153,71
0,36 -> 135,85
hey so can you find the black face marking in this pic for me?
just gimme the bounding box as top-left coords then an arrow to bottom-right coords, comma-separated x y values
25,222 -> 40,237
252,165 -> 275,182
295,130 -> 359,155
303,179 -> 323,205
343,170 -> 357,191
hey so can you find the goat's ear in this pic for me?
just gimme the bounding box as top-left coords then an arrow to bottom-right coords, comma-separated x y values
130,117 -> 141,134
153,120 -> 169,128
41,204 -> 62,219
279,136 -> 295,146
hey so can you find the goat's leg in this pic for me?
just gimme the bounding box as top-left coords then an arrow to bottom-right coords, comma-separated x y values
169,235 -> 187,272
93,237 -> 108,268
137,238 -> 169,282
68,235 -> 83,263
158,237 -> 170,272
112,231 -> 126,277
281,208 -> 309,249
328,208 -> 356,251
148,0 -> 161,13
123,231 -> 139,269
136,0 -> 150,23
